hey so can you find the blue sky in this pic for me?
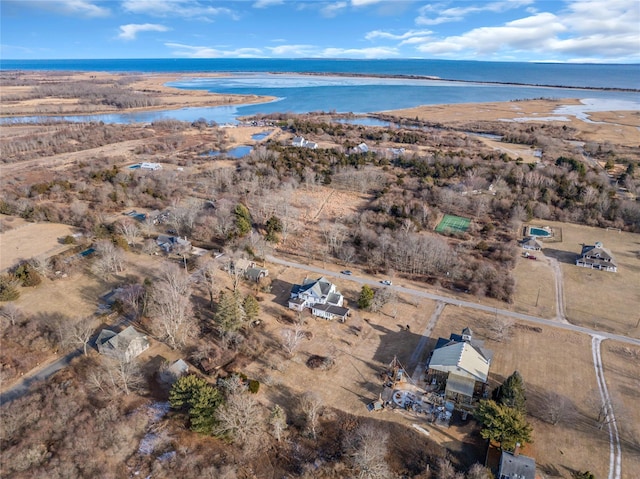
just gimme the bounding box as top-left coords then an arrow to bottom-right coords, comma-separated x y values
1,0 -> 639,62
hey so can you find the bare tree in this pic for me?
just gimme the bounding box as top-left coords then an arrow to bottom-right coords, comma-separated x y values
57,316 -> 95,355
281,325 -> 306,358
89,353 -> 144,397
370,287 -> 396,314
115,283 -> 145,320
531,390 -> 573,426
149,263 -> 197,349
142,238 -> 157,255
116,219 -> 140,246
466,463 -> 493,479
92,240 -> 126,276
299,391 -> 323,439
346,423 -> 393,479
269,405 -> 287,442
214,385 -> 263,449
196,258 -> 218,309
488,316 -> 514,342
29,255 -> 51,278
0,303 -> 23,327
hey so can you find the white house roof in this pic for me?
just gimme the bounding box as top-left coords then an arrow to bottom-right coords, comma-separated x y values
429,341 -> 490,382
445,373 -> 476,397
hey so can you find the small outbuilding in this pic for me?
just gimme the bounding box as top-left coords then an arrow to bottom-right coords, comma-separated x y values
520,237 -> 542,251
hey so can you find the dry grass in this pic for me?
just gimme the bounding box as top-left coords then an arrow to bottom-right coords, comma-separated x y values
601,342 -> 640,477
0,216 -> 76,271
511,255 -> 557,319
429,307 -> 611,478
385,98 -> 639,146
533,220 -> 640,337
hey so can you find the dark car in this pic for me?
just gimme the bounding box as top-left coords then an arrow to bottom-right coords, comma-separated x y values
341,270 -> 353,275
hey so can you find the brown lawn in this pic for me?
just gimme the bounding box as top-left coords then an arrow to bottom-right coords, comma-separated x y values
0,216 -> 76,271
511,254 -> 557,319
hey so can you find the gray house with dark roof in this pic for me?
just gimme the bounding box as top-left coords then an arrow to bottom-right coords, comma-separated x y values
499,449 -> 536,479
97,326 -> 149,362
520,237 -> 542,251
576,242 -> 617,272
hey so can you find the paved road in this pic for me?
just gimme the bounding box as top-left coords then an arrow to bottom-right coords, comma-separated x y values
0,349 -> 82,405
267,255 -> 640,347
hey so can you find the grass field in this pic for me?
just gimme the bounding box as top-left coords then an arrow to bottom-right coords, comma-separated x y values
531,220 -> 640,338
435,214 -> 471,234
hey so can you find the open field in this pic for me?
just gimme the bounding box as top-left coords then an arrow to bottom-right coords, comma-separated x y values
510,255 -> 557,319
0,216 -> 76,271
530,220 -> 640,337
601,341 -> 640,476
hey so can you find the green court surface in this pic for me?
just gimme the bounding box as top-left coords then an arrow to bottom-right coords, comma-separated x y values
435,214 -> 471,234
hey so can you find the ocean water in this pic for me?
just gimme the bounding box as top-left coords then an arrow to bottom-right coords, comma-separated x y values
3,58 -> 639,89
1,59 -> 638,123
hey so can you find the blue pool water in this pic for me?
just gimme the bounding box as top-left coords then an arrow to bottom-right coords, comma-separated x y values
529,227 -> 551,237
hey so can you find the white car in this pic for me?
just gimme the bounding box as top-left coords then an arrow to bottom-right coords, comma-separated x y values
380,280 -> 392,286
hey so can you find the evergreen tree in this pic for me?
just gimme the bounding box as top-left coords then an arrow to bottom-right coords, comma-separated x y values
169,375 -> 223,435
475,399 -> 533,451
494,371 -> 527,413
215,290 -> 247,334
234,203 -> 252,237
265,215 -> 283,242
243,294 -> 260,323
358,284 -> 374,310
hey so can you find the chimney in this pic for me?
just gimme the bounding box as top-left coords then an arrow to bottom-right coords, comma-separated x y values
514,442 -> 521,457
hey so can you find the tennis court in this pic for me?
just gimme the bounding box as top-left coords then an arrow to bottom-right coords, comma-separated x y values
435,214 -> 471,234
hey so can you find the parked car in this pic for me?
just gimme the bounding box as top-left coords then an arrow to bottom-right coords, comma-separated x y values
341,270 -> 353,275
380,280 -> 392,286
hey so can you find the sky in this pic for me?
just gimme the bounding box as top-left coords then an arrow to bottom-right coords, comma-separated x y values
1,0 -> 639,63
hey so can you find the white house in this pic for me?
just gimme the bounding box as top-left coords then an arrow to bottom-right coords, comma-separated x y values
289,276 -> 349,321
576,242 -> 617,272
291,136 -> 318,149
520,237 -> 542,251
141,162 -> 162,171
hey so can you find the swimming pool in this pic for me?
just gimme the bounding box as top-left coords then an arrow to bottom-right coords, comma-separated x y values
529,227 -> 551,237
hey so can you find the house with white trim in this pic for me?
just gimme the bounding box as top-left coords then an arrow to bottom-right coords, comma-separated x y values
426,328 -> 492,406
576,241 -> 617,272
289,276 -> 349,321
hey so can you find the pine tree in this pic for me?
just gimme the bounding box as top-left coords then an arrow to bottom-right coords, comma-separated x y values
475,399 -> 533,451
358,284 -> 374,310
215,290 -> 247,334
169,375 -> 223,435
243,294 -> 260,323
494,371 -> 527,413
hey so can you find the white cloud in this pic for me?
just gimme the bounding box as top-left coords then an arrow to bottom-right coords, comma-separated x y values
122,0 -> 236,19
365,29 -> 432,41
118,23 -> 169,41
320,46 -> 399,58
165,42 -> 263,58
267,44 -> 317,56
416,0 -> 534,25
252,0 -> 284,7
321,2 -> 347,17
351,0 -> 386,5
22,0 -> 110,17
410,0 -> 640,62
